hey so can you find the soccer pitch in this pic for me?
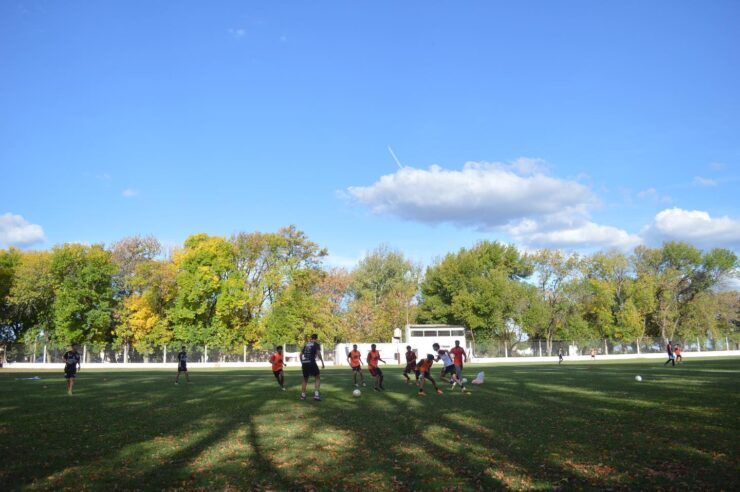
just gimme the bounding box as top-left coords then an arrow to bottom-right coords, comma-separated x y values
2,358 -> 738,490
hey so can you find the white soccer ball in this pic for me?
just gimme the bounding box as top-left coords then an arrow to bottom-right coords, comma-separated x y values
635,375 -> 642,382
462,378 -> 468,384
353,389 -> 361,397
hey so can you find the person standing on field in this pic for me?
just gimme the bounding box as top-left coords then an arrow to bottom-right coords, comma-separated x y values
63,344 -> 81,395
450,340 -> 467,383
175,346 -> 191,384
367,343 -> 387,391
300,334 -> 325,401
347,344 -> 366,388
402,346 -> 418,385
558,347 -> 564,364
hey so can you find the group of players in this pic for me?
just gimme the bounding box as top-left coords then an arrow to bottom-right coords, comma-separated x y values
58,336 -> 469,399
268,334 -> 470,401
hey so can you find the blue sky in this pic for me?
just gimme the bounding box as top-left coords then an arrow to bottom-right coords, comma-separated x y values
2,1 -> 739,267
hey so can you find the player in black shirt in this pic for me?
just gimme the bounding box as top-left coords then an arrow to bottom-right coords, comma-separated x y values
175,346 -> 191,384
63,344 -> 81,395
299,333 -> 325,401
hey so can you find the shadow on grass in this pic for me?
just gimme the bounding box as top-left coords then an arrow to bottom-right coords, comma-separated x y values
1,359 -> 738,490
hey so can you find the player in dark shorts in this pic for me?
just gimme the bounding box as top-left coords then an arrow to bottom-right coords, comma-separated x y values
347,344 -> 366,387
300,333 -> 325,401
402,345 -> 418,385
63,344 -> 81,395
366,343 -> 387,391
558,348 -> 563,364
415,355 -> 442,396
434,343 -> 466,392
270,345 -> 287,390
664,341 -> 675,367
175,346 -> 191,384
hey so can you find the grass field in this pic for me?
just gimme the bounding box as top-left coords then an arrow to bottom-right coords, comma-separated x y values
1,358 -> 738,491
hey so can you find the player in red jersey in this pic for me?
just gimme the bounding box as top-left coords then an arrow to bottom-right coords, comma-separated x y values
449,340 -> 468,390
347,344 -> 366,388
269,346 -> 287,391
366,343 -> 387,391
402,345 -> 418,385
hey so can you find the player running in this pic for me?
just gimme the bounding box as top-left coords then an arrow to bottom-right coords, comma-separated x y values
347,344 -> 366,388
175,346 -> 191,384
270,346 -> 287,391
434,343 -> 466,392
62,344 -> 81,395
415,354 -> 442,396
300,334 -> 325,401
367,343 -> 387,391
450,340 -> 467,383
402,345 -> 418,385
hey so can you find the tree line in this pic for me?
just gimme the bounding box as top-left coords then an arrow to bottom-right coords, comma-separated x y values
1,226 -> 738,356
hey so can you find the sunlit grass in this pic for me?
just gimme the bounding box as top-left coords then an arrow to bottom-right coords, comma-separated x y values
1,358 -> 738,490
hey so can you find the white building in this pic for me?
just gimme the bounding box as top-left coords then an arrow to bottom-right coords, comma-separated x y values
405,324 -> 468,358
333,324 -> 469,366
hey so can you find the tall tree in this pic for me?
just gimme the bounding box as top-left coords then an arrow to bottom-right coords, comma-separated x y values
529,249 -> 581,354
418,241 -> 533,340
347,245 -> 420,341
50,244 -> 117,345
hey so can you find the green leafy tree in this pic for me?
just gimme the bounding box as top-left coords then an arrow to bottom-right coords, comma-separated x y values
346,245 -> 420,341
50,244 -> 117,345
418,241 -> 533,340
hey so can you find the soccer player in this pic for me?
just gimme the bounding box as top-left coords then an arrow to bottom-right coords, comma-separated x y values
674,344 -> 682,364
402,346 -> 417,385
558,347 -> 564,364
450,340 -> 467,383
366,343 -> 387,391
434,343 -> 465,392
300,333 -> 325,401
415,354 -> 442,396
664,341 -> 675,367
270,346 -> 287,390
175,346 -> 191,384
347,344 -> 366,388
62,344 -> 81,395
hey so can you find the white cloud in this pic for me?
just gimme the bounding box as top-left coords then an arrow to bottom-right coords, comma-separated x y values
693,176 -> 718,187
122,188 -> 139,198
0,213 -> 45,248
642,208 -> 740,249
347,160 -> 594,228
228,28 -> 246,38
504,216 -> 641,250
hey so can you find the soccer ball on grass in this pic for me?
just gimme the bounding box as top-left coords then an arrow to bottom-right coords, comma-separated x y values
635,375 -> 642,382
352,389 -> 361,397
